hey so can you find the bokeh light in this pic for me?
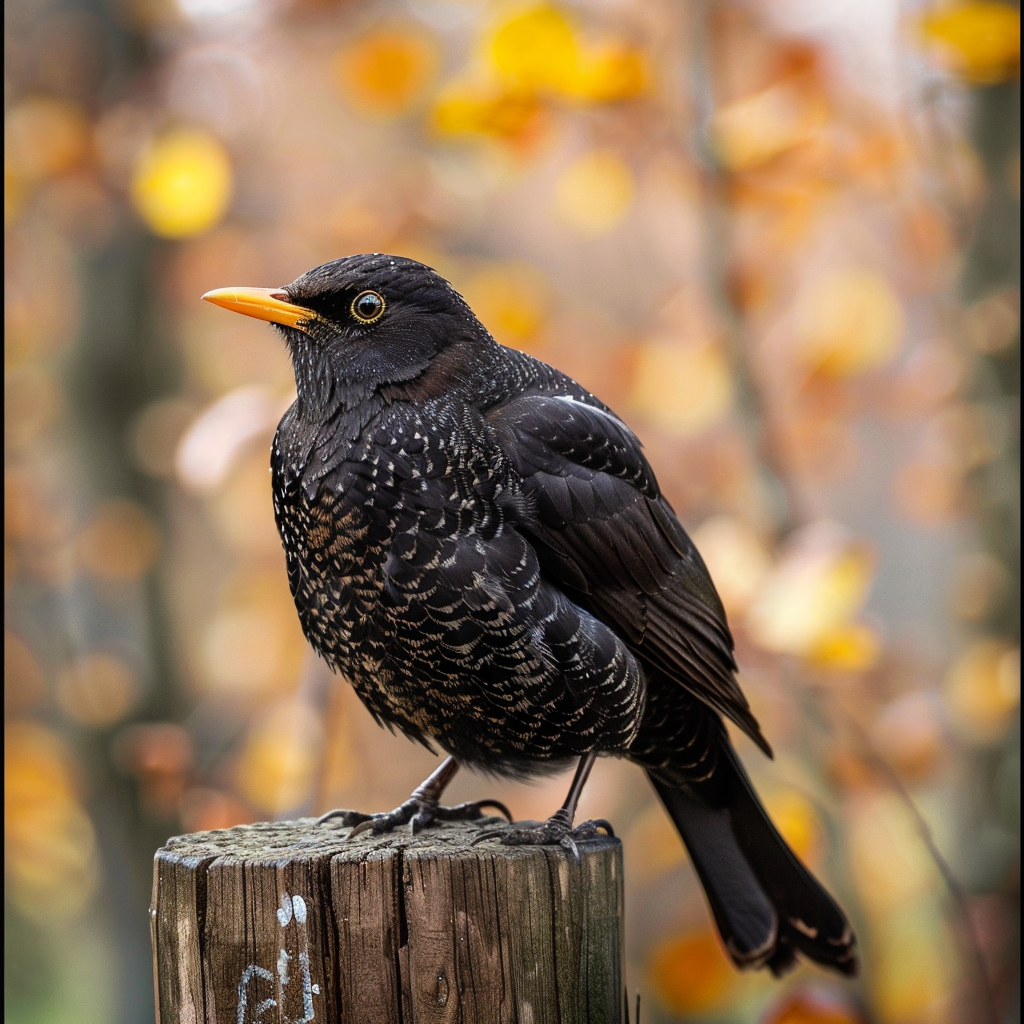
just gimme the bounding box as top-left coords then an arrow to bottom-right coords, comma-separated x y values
649,928 -> 739,1016
554,149 -> 635,234
4,0 -> 1019,1021
920,2 -> 1021,85
5,722 -> 100,925
130,129 -> 232,238
335,25 -> 439,119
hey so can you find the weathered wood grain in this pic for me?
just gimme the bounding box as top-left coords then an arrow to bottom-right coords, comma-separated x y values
151,818 -> 624,1024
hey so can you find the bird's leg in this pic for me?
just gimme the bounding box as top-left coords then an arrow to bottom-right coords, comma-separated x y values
472,753 -> 614,858
552,749 -> 598,826
319,756 -> 512,837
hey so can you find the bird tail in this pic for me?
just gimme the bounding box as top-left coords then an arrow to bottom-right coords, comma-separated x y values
647,746 -> 858,977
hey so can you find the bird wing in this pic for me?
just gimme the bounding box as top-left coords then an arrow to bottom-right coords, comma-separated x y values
487,392 -> 770,755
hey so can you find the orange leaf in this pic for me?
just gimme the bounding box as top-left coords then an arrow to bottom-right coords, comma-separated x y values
335,26 -> 438,118
649,929 -> 736,1015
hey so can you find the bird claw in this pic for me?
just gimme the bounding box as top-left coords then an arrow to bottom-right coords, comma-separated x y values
316,808 -> 374,827
319,796 -> 512,839
432,799 -> 513,824
470,827 -> 511,847
470,817 -> 615,861
347,816 -> 384,840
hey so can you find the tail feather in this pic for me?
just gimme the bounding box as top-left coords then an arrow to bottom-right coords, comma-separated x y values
648,775 -> 780,969
648,749 -> 858,977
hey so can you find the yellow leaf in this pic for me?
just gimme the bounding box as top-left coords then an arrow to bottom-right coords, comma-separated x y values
5,722 -> 81,822
747,521 -> 875,656
763,788 -> 822,868
435,4 -> 643,141
483,4 -> 647,105
944,640 -> 1020,743
554,149 -> 634,234
628,339 -> 733,436
431,80 -> 544,141
870,906 -> 958,1022
808,621 -> 882,673
562,42 -> 649,103
921,2 -> 1021,85
5,722 -> 98,923
485,3 -> 579,94
849,792 -> 937,913
460,262 -> 549,347
796,269 -> 903,377
235,700 -> 323,815
202,569 -> 307,697
130,129 -> 232,239
335,26 -> 438,118
711,83 -> 825,172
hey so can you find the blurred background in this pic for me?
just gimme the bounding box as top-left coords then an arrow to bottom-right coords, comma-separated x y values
4,0 -> 1019,1021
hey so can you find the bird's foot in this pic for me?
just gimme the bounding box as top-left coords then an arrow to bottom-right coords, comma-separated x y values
318,797 -> 512,839
472,808 -> 614,860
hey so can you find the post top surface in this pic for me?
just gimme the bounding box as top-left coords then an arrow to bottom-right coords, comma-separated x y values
156,817 -> 620,866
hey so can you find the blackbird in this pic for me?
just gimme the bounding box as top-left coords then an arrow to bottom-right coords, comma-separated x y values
203,253 -> 857,976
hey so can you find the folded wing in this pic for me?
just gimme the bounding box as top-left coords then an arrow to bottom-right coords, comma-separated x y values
488,392 -> 771,756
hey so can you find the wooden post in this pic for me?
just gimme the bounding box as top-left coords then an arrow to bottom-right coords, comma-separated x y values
151,818 -> 624,1024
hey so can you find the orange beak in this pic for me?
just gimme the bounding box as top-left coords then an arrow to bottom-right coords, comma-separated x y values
201,287 -> 319,330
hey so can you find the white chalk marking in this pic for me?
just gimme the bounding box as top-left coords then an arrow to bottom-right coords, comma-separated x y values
236,965 -> 274,1024
236,892 -> 319,1023
277,893 -> 293,927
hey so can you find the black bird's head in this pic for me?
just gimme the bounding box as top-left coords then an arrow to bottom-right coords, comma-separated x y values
203,254 -> 488,414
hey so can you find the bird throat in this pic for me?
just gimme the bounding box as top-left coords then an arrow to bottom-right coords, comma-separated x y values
288,338 -> 340,419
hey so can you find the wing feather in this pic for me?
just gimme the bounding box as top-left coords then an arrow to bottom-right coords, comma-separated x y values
489,393 -> 771,756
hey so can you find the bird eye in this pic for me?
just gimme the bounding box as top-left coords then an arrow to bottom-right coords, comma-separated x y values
351,290 -> 385,323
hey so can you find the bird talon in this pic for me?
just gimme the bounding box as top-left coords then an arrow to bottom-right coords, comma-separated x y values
346,817 -> 380,841
472,799 -> 514,823
338,793 -> 516,840
410,809 -> 433,834
561,834 -> 581,862
484,815 -> 615,852
317,808 -> 372,827
470,829 -> 507,846
431,798 -> 514,824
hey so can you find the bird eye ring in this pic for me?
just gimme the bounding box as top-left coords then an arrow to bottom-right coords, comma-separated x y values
351,290 -> 385,323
